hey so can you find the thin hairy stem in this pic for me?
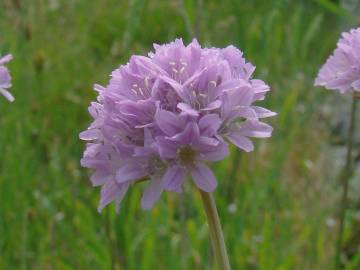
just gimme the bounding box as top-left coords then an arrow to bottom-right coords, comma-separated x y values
199,190 -> 231,270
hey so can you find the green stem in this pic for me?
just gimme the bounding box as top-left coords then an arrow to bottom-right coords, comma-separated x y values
335,92 -> 358,269
199,190 -> 231,270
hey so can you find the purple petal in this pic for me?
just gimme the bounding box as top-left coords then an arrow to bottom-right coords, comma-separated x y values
0,67 -> 11,87
191,163 -> 217,192
252,106 -> 277,118
162,165 -> 186,191
169,122 -> 200,144
94,84 -> 106,93
0,54 -> 13,65
143,127 -> 154,146
183,67 -> 207,87
88,102 -> 103,119
177,102 -> 199,116
156,136 -> 178,159
199,114 -> 221,136
198,136 -> 219,146
79,129 -> 102,141
98,181 -> 129,213
155,109 -> 183,136
141,176 -> 164,209
198,141 -> 229,161
119,100 -> 155,120
215,79 -> 243,95
221,85 -> 254,120
159,75 -> 190,103
235,107 -> 257,119
0,88 -> 14,102
226,133 -> 254,152
351,79 -> 360,91
90,171 -> 113,186
201,100 -> 222,111
251,79 -> 270,101
116,163 -> 147,184
238,120 -> 273,138
232,85 -> 254,106
80,156 -> 109,169
134,146 -> 155,157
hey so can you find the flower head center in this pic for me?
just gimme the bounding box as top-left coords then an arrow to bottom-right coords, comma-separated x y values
177,146 -> 197,166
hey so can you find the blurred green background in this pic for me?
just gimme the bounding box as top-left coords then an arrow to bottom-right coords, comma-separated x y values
1,0 -> 360,269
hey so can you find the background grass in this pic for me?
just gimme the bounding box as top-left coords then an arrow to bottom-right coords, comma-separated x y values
0,0 -> 359,269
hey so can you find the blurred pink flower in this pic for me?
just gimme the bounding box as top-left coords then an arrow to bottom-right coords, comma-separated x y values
315,28 -> 360,93
0,54 -> 14,102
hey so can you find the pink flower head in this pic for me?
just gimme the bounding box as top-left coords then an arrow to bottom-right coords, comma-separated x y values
0,54 -> 14,102
315,28 -> 360,93
80,39 -> 276,212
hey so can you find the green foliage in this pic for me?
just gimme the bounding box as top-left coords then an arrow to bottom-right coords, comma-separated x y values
0,0 -> 358,269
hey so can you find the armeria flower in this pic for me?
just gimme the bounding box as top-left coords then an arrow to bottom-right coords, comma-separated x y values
156,112 -> 229,193
0,54 -> 14,102
80,39 -> 276,212
315,28 -> 360,93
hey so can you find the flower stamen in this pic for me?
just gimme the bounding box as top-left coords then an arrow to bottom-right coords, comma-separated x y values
177,146 -> 198,166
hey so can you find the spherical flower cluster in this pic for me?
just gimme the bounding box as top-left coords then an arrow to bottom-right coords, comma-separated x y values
315,28 -> 360,93
80,39 -> 276,212
0,54 -> 14,102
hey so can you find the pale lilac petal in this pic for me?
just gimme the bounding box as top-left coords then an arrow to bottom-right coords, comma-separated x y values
80,157 -> 108,169
0,88 -> 14,102
79,129 -> 102,141
252,106 -> 277,118
199,114 -> 221,136
0,67 -> 11,87
141,176 -> 164,209
0,54 -> 13,65
251,79 -> 270,101
94,84 -> 106,93
236,107 -> 257,119
156,136 -> 178,159
198,136 -> 219,146
191,163 -> 217,192
351,79 -> 360,91
98,181 -> 129,212
232,85 -> 254,106
226,133 -> 254,152
0,59 -> 13,102
201,100 -> 222,111
159,75 -> 190,103
90,171 -> 113,186
177,102 -> 199,116
155,109 -> 183,136
221,85 -> 254,120
198,141 -> 229,161
116,163 -> 147,184
162,165 -> 186,191
221,45 -> 255,80
238,120 -> 273,138
169,122 -> 200,144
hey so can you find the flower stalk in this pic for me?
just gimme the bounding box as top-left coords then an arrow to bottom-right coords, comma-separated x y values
199,189 -> 231,270
335,92 -> 358,269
